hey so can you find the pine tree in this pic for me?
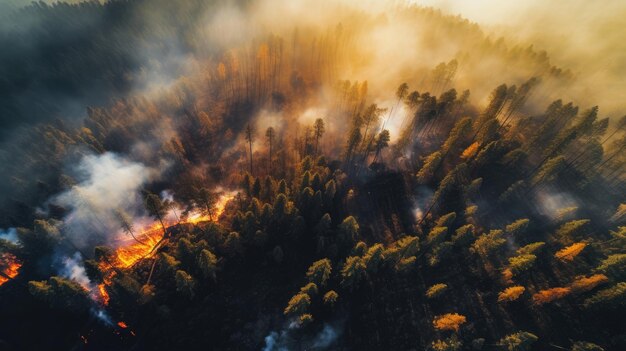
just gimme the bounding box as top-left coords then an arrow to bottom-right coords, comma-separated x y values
245,124 -> 254,174
498,332 -> 538,351
175,270 -> 196,299
498,286 -> 525,302
306,258 -> 332,286
372,129 -> 390,163
340,256 -> 366,290
266,126 -> 275,175
114,209 -> 147,245
144,192 -> 168,237
284,292 -> 311,315
426,283 -> 448,299
195,187 -> 217,221
313,118 -> 325,155
323,290 -> 338,307
433,313 -> 466,332
198,249 -> 218,280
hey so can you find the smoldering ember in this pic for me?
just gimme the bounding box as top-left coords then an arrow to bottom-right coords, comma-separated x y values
0,1 -> 625,350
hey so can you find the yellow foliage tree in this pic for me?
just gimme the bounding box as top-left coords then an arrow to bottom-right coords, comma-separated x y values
433,313 -> 467,331
498,286 -> 525,302
284,293 -> 311,315
555,242 -> 587,261
532,287 -> 571,305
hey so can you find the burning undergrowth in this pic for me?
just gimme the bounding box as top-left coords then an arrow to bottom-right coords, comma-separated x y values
0,253 -> 21,287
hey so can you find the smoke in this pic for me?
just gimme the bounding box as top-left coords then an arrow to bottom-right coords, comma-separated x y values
2,0 -> 624,225
94,309 -> 114,326
58,251 -> 115,325
262,331 -> 287,351
0,228 -> 18,244
262,321 -> 341,350
60,252 -> 92,290
311,324 -> 339,348
535,189 -> 579,221
412,186 -> 435,222
417,0 -> 626,118
53,152 -> 161,249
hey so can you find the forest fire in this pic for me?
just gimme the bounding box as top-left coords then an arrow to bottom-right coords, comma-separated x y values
94,191 -> 237,305
1,1 -> 624,350
98,283 -> 110,305
112,191 -> 235,270
213,191 -> 236,218
113,222 -> 165,269
0,253 -> 21,286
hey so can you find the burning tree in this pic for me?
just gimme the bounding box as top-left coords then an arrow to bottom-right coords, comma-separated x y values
0,253 -> 21,286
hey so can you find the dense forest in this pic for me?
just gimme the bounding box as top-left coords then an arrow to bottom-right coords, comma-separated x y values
0,1 -> 624,350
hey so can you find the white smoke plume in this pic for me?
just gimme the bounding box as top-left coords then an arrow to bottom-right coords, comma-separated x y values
58,251 -> 114,326
311,324 -> 339,348
60,252 -> 92,291
535,189 -> 579,221
53,152 -> 162,250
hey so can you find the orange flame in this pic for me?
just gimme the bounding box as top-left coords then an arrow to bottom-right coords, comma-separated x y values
98,283 -> 110,305
214,191 -> 236,219
113,222 -> 166,269
0,253 -> 21,286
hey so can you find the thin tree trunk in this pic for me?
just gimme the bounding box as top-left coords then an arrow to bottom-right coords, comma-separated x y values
249,141 -> 254,174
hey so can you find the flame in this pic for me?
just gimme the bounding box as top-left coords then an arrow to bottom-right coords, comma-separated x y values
183,190 -> 236,224
98,283 -> 110,305
214,191 -> 237,219
185,212 -> 212,225
0,253 -> 21,286
109,191 -> 237,270
94,191 -> 236,306
113,222 -> 166,269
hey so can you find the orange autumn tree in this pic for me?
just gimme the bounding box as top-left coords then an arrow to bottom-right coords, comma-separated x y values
461,142 -> 479,159
555,242 -> 587,261
532,287 -> 571,305
498,286 -> 526,302
570,274 -> 609,293
502,268 -> 514,284
433,313 -> 467,331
